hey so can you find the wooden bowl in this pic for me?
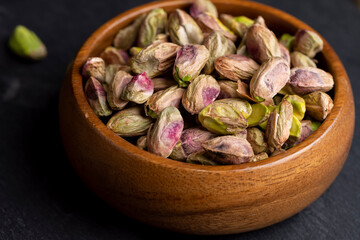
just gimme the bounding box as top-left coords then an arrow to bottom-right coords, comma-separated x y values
59,0 -> 355,235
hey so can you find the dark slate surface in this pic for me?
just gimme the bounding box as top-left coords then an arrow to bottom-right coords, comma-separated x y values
0,0 -> 359,239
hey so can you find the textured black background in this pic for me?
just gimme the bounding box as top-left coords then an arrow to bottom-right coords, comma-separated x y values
0,0 -> 359,239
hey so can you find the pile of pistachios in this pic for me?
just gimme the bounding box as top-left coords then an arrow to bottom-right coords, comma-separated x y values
82,0 -> 334,165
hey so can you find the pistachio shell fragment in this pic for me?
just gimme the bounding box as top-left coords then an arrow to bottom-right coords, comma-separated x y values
250,152 -> 269,162
217,80 -> 240,99
107,70 -> 132,110
138,8 -> 167,48
202,136 -> 254,165
247,127 -> 268,154
136,136 -> 147,150
303,91 -> 334,121
293,29 -> 323,58
290,51 -> 317,68
168,9 -> 204,46
186,150 -> 219,165
82,57 -> 106,83
113,14 -> 146,50
100,47 -> 130,65
107,106 -> 152,137
147,107 -> 184,158
283,95 -> 306,120
121,72 -> 154,104
247,103 -> 270,127
84,77 -> 112,117
182,74 -> 220,114
173,44 -> 210,87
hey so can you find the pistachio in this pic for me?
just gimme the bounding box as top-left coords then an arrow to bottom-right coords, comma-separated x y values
289,115 -> 302,140
250,152 -> 269,162
303,91 -> 334,121
310,120 -> 321,131
284,120 -> 313,148
279,33 -> 295,51
293,29 -> 323,58
270,148 -> 286,157
84,77 -> 112,117
220,14 -> 254,38
214,55 -> 259,82
168,9 -> 204,46
113,14 -> 146,50
107,70 -> 132,110
246,24 -> 282,63
216,98 -> 252,118
290,51 -> 316,68
196,12 -> 237,42
147,107 -> 184,158
253,16 -> 267,27
236,81 -> 255,102
153,33 -> 169,44
250,57 -> 290,102
287,67 -> 334,95
152,77 -> 177,92
100,47 -> 130,66
283,95 -> 306,120
8,25 -> 47,60
131,42 -> 181,78
173,44 -> 210,87
273,95 -> 283,105
129,47 -> 142,57
217,80 -> 240,99
190,0 -> 218,18
279,44 -> 291,65
169,140 -> 187,161
136,136 -> 147,150
107,106 -> 152,137
138,8 -> 167,48
202,136 -> 254,165
246,127 -> 268,154
145,85 -> 185,118
186,150 -> 219,165
82,57 -> 106,83
203,31 -> 236,74
234,129 -> 248,139
247,103 -> 270,127
104,64 -> 131,88
121,72 -> 154,104
182,74 -> 220,114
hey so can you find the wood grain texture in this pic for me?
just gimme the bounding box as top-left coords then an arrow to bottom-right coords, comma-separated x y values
58,0 -> 355,235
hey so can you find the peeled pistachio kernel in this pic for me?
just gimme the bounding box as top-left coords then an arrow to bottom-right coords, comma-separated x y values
289,115 -> 302,139
131,42 -> 181,78
279,33 -> 295,51
121,72 -> 154,104
173,44 -> 210,87
100,47 -> 130,65
249,57 -> 290,101
129,47 -> 142,57
113,14 -> 146,50
202,136 -> 254,165
136,136 -> 147,150
82,57 -> 106,83
283,95 -> 306,120
190,0 -> 218,18
107,70 -> 132,110
216,98 -> 252,119
147,107 -> 184,158
220,14 -> 254,38
284,120 -> 313,148
246,24 -> 282,63
107,106 -> 152,137
247,103 -> 270,127
293,29 -> 323,58
84,77 -> 112,117
152,77 -> 177,92
287,67 -> 334,95
145,85 -> 185,118
214,55 -> 260,82
250,152 -> 269,162
182,74 -> 220,114
203,31 -> 236,74
217,80 -> 240,99
246,127 -> 268,154
303,91 -> 334,121
8,25 -> 47,60
168,9 -> 204,46
138,8 -> 167,48
196,12 -> 237,42
290,51 -> 317,68
186,150 -> 219,165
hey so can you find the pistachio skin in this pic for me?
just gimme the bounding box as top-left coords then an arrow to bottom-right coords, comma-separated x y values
121,72 -> 154,104
293,29 -> 323,58
106,71 -> 132,110
186,150 -> 219,165
84,77 -> 112,117
100,47 -> 130,65
82,57 -> 106,83
113,14 -> 146,50
217,80 -> 240,99
246,127 -> 268,154
190,0 -> 218,18
290,51 -> 317,68
303,91 -> 334,121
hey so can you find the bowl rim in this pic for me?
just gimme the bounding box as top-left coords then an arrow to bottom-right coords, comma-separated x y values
70,0 -> 349,172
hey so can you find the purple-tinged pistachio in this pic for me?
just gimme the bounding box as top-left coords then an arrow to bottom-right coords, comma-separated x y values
173,44 -> 210,87
279,44 -> 291,65
182,74 -> 220,114
100,47 -> 130,65
246,24 -> 282,63
137,8 -> 167,48
190,0 -> 218,18
215,55 -> 259,82
203,31 -> 236,74
266,99 -> 293,150
131,42 -> 181,78
293,29 -> 323,58
247,127 -> 268,154
202,136 -> 254,165
290,51 -> 317,68
168,9 -> 204,46
104,64 -> 131,88
284,120 -> 313,148
217,80 -> 240,99
113,14 -> 146,50
303,91 -> 334,121
220,14 -> 254,38
287,67 -> 334,95
250,152 -> 269,162
250,57 -> 290,102
121,72 -> 154,104
136,136 -> 147,150
279,33 -> 295,51
270,148 -> 286,157
196,12 -> 237,42
107,70 -> 132,110
145,85 -> 185,118
82,57 -> 105,83
152,77 -> 177,92
84,77 -> 112,117
186,150 -> 219,165
129,47 -> 142,57
247,103 -> 270,127
283,95 -> 306,120
107,106 -> 152,137
147,107 -> 184,158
